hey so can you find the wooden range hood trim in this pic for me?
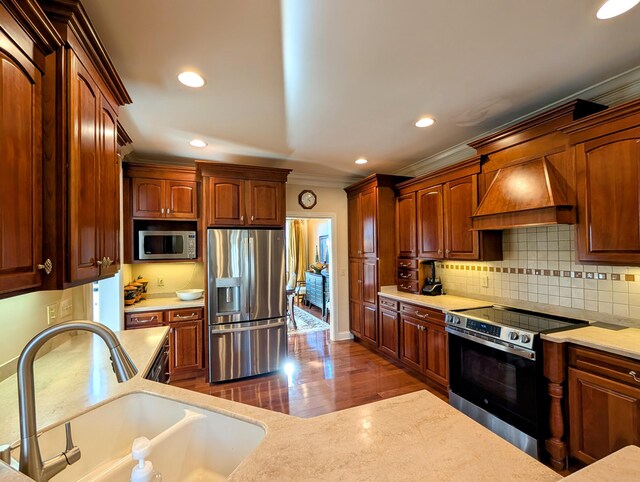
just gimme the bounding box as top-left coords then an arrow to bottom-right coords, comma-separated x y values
472,157 -> 575,230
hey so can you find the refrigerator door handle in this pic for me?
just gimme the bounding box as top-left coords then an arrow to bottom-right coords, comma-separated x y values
211,320 -> 286,334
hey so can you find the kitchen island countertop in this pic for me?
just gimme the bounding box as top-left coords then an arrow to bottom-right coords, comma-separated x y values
0,324 -> 637,481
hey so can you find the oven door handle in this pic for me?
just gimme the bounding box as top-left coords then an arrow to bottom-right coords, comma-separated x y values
445,326 -> 536,361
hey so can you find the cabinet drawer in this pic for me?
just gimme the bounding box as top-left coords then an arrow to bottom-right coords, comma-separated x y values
125,311 -> 165,329
379,297 -> 399,311
167,307 -> 204,322
400,303 -> 445,325
569,345 -> 640,388
398,269 -> 418,281
398,280 -> 419,293
397,258 -> 418,269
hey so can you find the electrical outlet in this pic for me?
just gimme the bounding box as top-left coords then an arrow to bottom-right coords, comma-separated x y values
157,277 -> 164,287
46,303 -> 58,325
481,276 -> 489,288
59,298 -> 73,318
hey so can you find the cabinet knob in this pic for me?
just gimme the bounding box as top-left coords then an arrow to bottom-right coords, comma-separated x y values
251,215 -> 254,221
167,208 -> 170,214
37,259 -> 53,275
445,249 -> 450,256
96,259 -> 103,266
161,208 -> 165,214
438,249 -> 442,255
241,215 -> 244,222
630,371 -> 640,383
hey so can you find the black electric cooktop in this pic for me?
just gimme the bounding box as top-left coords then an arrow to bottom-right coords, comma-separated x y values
453,306 -> 588,334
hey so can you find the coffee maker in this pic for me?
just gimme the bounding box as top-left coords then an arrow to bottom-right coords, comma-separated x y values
422,260 -> 443,296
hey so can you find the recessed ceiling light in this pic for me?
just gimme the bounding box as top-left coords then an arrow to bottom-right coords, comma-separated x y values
178,71 -> 205,88
596,0 -> 640,19
415,117 -> 435,128
189,139 -> 207,148
355,158 -> 368,165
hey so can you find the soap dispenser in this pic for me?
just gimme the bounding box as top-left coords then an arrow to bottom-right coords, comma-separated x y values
130,437 -> 162,482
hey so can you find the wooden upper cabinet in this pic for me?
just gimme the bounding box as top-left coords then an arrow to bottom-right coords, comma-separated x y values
99,99 -> 120,276
0,1 -> 58,297
348,195 -> 362,257
68,53 -> 101,283
207,177 -> 245,226
444,176 -> 479,260
360,189 -> 377,257
197,162 -> 290,228
166,181 -> 197,219
247,180 -> 284,226
132,179 -> 164,218
417,185 -> 444,259
40,0 -> 131,289
132,179 -> 197,219
396,193 -> 417,258
573,124 -> 640,264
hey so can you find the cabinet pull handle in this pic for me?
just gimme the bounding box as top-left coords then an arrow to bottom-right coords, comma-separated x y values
133,316 -> 156,323
37,259 -> 53,275
161,208 -> 165,214
175,313 -> 196,319
630,371 -> 640,383
414,311 -> 428,319
400,274 -> 411,279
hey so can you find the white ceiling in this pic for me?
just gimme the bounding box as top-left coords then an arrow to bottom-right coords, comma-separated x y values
82,0 -> 640,181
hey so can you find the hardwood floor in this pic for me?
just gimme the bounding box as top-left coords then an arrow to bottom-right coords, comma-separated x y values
171,330 -> 444,418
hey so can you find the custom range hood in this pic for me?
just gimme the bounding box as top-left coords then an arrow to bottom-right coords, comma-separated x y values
469,100 -> 607,230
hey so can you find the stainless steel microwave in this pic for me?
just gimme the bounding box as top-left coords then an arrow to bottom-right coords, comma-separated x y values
138,231 -> 197,260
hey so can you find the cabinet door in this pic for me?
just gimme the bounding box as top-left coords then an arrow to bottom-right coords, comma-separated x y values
444,176 -> 479,260
417,185 -> 444,259
132,178 -> 164,218
400,316 -> 423,373
166,181 -> 197,219
425,323 -> 448,386
68,53 -> 101,283
575,131 -> 640,264
568,367 -> 640,464
348,259 -> 362,302
348,195 -> 362,257
396,193 -> 417,257
362,304 -> 378,345
169,320 -> 204,375
207,177 -> 245,226
247,180 -> 283,226
360,189 -> 377,257
362,260 -> 378,305
98,99 -> 119,276
0,42 -> 43,295
349,300 -> 363,337
379,309 -> 399,358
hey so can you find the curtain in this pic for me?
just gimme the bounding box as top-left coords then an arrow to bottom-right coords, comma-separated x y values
286,219 -> 308,283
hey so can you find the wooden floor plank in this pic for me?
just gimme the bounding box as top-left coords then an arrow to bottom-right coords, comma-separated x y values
171,329 -> 444,418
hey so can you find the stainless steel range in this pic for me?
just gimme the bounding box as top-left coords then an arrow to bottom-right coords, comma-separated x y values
445,306 -> 587,459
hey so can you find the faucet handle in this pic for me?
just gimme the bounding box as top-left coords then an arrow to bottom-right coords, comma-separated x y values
63,422 -> 81,465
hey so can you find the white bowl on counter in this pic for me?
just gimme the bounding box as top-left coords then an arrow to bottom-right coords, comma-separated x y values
176,289 -> 204,301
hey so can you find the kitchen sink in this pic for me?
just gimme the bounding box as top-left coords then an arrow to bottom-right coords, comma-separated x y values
10,392 -> 265,481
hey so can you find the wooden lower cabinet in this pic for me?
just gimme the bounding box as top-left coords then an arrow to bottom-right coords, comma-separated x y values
424,323 -> 448,386
400,316 -> 423,373
349,300 -> 363,338
568,346 -> 640,465
169,320 -> 204,376
379,308 -> 399,358
125,307 -> 205,380
362,304 -> 378,345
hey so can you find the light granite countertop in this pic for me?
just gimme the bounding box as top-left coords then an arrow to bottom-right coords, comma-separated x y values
0,324 -> 637,481
382,286 -> 640,361
563,446 -> 640,481
379,286 -> 490,311
123,295 -> 204,313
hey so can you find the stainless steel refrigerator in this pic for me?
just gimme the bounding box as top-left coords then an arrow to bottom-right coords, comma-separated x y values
207,228 -> 287,382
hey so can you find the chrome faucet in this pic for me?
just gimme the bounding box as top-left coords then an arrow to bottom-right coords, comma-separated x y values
13,321 -> 138,481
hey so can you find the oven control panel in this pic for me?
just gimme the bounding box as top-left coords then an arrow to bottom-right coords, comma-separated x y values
445,312 -> 536,351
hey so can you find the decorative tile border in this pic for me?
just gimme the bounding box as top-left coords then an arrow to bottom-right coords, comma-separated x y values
440,264 -> 634,282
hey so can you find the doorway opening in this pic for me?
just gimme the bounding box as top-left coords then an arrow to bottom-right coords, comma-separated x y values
285,217 -> 333,336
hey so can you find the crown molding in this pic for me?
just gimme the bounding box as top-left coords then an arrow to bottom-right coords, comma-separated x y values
287,172 -> 361,189
395,65 -> 640,178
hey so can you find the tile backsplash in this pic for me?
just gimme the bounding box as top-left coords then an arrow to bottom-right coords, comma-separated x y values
439,225 -> 640,319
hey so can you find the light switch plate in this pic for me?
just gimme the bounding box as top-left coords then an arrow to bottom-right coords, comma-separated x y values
59,298 -> 73,318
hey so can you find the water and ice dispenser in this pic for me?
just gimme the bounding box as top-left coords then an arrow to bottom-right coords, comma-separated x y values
215,277 -> 242,314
